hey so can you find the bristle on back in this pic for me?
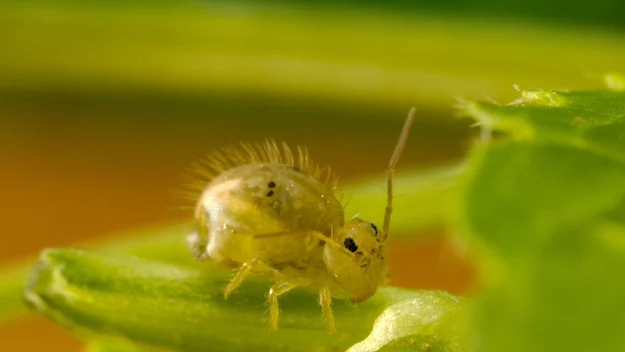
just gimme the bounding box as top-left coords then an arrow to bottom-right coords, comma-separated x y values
177,139 -> 340,203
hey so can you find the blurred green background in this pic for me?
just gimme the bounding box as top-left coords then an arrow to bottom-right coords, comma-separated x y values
1,0 -> 624,350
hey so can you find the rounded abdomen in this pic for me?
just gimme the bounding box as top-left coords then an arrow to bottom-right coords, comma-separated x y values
194,164 -> 344,267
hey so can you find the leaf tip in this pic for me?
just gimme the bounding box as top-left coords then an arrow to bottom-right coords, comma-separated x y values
22,249 -> 70,313
520,89 -> 568,107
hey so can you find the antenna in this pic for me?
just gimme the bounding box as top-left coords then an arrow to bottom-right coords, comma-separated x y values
381,107 -> 416,242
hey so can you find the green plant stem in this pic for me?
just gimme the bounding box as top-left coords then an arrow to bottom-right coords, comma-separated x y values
24,249 -> 468,352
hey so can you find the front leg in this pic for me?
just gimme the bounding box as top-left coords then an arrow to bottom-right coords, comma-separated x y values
319,286 -> 336,334
224,258 -> 282,298
266,279 -> 336,333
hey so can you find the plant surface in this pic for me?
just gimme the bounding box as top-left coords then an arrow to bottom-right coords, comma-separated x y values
23,249 -> 469,352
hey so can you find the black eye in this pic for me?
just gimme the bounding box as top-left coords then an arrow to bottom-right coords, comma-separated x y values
370,223 -> 378,236
343,237 -> 358,253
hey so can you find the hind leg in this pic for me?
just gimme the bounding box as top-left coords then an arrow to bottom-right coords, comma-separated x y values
224,258 -> 282,298
266,283 -> 337,333
268,281 -> 300,330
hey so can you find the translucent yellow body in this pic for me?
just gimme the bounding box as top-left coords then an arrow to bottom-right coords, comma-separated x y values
190,163 -> 343,267
186,109 -> 415,334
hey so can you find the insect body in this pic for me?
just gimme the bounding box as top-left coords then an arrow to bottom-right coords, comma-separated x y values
187,109 -> 416,333
192,164 -> 343,266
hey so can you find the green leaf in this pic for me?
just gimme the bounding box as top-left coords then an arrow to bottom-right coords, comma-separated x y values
463,142 -> 625,255
24,249 -> 468,352
465,89 -> 625,161
460,84 -> 625,352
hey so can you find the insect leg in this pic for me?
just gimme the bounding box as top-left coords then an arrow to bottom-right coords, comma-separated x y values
268,281 -> 299,330
223,258 -> 282,298
382,107 -> 416,242
319,286 -> 336,334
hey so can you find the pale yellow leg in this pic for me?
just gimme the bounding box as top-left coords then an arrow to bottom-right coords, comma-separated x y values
224,259 -> 282,298
319,286 -> 336,334
268,282 -> 299,330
